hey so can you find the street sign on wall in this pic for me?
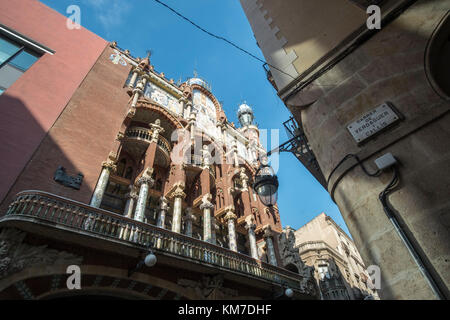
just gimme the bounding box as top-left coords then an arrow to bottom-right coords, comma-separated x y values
347,102 -> 402,144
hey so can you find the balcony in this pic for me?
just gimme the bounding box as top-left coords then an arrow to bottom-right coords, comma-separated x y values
2,190 -> 305,292
125,127 -> 172,153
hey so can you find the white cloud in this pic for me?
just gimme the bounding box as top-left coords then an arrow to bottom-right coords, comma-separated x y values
82,0 -> 131,31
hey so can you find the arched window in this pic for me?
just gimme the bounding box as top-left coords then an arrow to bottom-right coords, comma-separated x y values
426,12 -> 450,98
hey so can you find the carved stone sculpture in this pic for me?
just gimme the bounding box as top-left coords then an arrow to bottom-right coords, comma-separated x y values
177,274 -> 238,299
0,228 -> 83,278
278,226 -> 319,297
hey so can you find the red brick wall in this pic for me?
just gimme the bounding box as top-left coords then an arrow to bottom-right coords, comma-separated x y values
0,0 -> 107,203
0,43 -> 133,212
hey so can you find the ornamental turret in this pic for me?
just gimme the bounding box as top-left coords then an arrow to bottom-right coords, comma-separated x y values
237,103 -> 254,127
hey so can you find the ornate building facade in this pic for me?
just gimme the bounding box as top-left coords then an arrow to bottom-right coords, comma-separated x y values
240,0 -> 450,299
294,213 -> 379,300
0,0 -> 317,300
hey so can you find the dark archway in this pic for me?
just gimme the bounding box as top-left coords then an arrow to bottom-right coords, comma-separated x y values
285,263 -> 299,274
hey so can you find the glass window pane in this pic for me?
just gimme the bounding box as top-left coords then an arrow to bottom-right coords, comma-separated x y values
0,88 -> 4,95
0,64 -> 24,89
9,49 -> 39,71
0,37 -> 21,64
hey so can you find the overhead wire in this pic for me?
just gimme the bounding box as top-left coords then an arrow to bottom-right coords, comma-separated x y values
151,0 -> 296,80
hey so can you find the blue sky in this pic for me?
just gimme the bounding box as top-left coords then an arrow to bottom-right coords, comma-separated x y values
40,0 -> 351,236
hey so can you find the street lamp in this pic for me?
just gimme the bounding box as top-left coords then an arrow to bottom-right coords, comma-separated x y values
271,282 -> 295,299
285,288 -> 294,298
253,119 -> 308,207
253,161 -> 279,207
128,242 -> 157,277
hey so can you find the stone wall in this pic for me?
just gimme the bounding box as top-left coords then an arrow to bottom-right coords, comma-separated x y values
287,1 -> 450,299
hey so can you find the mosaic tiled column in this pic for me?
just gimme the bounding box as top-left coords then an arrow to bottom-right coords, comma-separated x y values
200,196 -> 214,243
128,66 -> 142,88
183,207 -> 195,237
134,169 -> 154,223
245,216 -> 258,259
263,225 -> 278,266
123,187 -> 138,218
90,153 -> 117,208
156,196 -> 169,229
225,211 -> 238,252
211,216 -> 217,245
171,185 -> 186,233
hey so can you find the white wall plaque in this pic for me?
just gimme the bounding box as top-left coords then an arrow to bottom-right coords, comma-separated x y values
347,103 -> 401,143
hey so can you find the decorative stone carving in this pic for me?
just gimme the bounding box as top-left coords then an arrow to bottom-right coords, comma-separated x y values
101,152 -> 118,173
202,145 -> 212,168
199,194 -> 214,210
0,228 -> 83,278
224,211 -> 237,222
136,168 -> 154,187
150,119 -> 165,143
262,224 -> 273,239
116,132 -> 124,141
177,274 -> 238,300
278,226 -> 318,297
172,186 -> 187,200
125,187 -> 139,200
158,196 -> 169,211
239,167 -> 249,190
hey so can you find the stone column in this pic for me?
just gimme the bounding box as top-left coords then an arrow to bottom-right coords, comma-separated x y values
200,194 -> 214,243
245,216 -> 258,259
188,111 -> 197,144
263,225 -> 278,266
134,168 -> 154,222
123,187 -> 138,218
90,152 -> 117,208
211,216 -> 217,245
131,80 -> 144,108
171,184 -> 186,233
128,66 -> 142,88
183,207 -> 195,237
225,211 -> 238,252
232,140 -> 239,167
156,196 -> 169,229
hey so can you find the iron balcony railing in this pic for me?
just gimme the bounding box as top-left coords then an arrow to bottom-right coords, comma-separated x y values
3,190 -> 304,290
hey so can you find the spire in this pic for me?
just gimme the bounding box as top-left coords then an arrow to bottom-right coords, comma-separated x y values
138,50 -> 152,71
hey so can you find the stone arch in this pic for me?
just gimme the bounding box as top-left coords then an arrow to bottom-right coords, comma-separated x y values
136,100 -> 184,130
0,265 -> 196,300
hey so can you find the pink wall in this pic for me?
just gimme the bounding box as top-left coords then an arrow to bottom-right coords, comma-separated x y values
0,0 -> 107,202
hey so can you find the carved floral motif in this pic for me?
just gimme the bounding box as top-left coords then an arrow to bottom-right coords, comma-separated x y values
177,274 -> 238,299
278,226 -> 318,297
0,228 -> 83,278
